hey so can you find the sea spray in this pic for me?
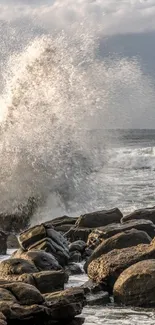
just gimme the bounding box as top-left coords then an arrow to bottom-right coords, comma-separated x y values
0,29 -> 154,219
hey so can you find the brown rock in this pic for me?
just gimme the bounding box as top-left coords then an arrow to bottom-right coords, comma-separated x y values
88,243 -> 155,289
44,287 -> 85,320
87,219 -> 155,247
33,270 -> 68,293
114,259 -> 155,307
0,258 -> 38,277
76,208 -> 122,228
19,224 -> 46,250
12,250 -> 61,271
0,282 -> 44,305
85,229 -> 151,271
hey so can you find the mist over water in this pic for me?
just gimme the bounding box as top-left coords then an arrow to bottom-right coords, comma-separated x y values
0,0 -> 155,219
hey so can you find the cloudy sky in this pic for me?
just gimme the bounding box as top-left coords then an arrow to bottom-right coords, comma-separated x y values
1,0 -> 155,128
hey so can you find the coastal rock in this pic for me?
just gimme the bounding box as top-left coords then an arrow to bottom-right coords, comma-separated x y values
44,215 -> 78,228
66,263 -> 83,275
0,282 -> 50,324
88,243 -> 155,289
69,240 -> 86,253
33,270 -> 68,293
19,224 -> 46,250
87,219 -> 155,248
121,207 -> 155,224
0,258 -> 67,293
65,227 -> 92,242
85,229 -> 151,271
19,224 -> 70,266
114,259 -> 155,307
76,208 -> 122,228
0,232 -> 7,255
44,287 -> 85,320
0,258 -> 38,278
12,250 -> 61,271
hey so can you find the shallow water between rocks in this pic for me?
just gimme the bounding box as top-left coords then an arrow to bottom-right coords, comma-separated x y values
66,273 -> 155,325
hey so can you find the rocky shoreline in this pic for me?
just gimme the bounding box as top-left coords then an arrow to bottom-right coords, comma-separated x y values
0,206 -> 155,324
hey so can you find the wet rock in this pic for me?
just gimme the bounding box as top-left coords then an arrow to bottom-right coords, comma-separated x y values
44,215 -> 78,228
88,243 -> 155,289
86,291 -> 110,306
19,224 -> 46,250
12,250 -> 61,271
0,232 -> 7,255
19,224 -> 70,266
81,280 -> 107,295
44,287 -> 85,320
85,229 -> 151,271
66,263 -> 83,275
76,208 -> 123,228
65,227 -> 92,243
33,270 -> 68,293
0,258 -> 38,278
87,219 -> 155,247
0,282 -> 44,305
7,234 -> 19,249
0,282 -> 50,325
27,237 -> 68,266
69,241 -> 86,253
69,251 -> 82,263
121,207 -> 155,224
0,258 -> 67,294
114,259 -> 155,307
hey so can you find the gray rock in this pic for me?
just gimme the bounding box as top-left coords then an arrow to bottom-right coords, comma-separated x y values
76,208 -> 123,228
69,240 -> 86,253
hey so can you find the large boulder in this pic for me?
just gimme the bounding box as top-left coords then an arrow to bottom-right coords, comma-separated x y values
0,258 -> 38,278
19,224 -> 70,266
0,232 -> 7,255
114,260 -> 155,307
85,229 -> 151,271
44,287 -> 85,320
76,208 -> 122,228
88,243 -> 155,289
0,258 -> 67,293
0,282 -> 84,324
32,270 -> 68,294
121,207 -> 155,224
12,250 -> 61,271
87,219 -> 155,248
